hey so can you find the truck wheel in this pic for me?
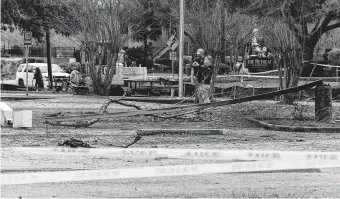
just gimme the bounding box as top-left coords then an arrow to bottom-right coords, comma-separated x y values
18,79 -> 25,86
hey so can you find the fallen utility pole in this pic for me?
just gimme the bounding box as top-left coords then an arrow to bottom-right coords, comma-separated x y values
45,80 -> 323,122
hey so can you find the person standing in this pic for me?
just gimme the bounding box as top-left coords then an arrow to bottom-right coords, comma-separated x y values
202,51 -> 213,84
192,48 -> 205,83
33,67 -> 44,92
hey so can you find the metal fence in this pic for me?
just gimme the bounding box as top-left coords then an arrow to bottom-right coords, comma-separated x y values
2,46 -> 76,58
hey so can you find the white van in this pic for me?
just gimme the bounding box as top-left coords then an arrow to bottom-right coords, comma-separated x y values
15,63 -> 70,88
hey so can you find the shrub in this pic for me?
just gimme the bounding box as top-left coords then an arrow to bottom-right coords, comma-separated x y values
328,48 -> 340,65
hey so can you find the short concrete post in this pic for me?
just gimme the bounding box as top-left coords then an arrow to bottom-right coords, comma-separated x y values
315,85 -> 332,122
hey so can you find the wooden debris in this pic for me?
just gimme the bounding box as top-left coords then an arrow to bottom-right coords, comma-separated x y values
45,80 -> 323,122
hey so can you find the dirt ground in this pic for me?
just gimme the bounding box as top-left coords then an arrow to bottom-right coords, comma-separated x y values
1,94 -> 340,198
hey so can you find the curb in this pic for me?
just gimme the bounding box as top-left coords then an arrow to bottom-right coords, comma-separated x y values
137,129 -> 224,136
1,96 -> 53,101
247,118 -> 340,133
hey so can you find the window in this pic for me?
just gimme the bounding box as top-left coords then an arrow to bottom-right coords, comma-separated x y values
23,65 -> 34,72
17,65 -> 25,72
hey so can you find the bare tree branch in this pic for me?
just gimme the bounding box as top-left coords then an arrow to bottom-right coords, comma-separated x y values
324,21 -> 340,32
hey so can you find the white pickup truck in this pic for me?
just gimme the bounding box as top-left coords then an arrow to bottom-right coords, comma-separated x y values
15,63 -> 70,88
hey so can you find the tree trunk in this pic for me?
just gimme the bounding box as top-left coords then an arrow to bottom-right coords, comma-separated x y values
94,83 -> 109,96
92,65 -> 106,96
280,37 -> 318,104
46,30 -> 53,89
221,8 -> 226,63
143,33 -> 148,66
304,39 -> 318,61
210,55 -> 219,100
315,85 -> 332,122
283,50 -> 303,104
279,57 -> 283,89
196,84 -> 211,103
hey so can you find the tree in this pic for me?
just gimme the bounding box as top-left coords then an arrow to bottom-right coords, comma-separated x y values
223,0 -> 340,103
236,0 -> 340,101
65,0 -> 145,95
131,0 -> 163,59
1,0 -> 76,40
261,18 -> 302,103
254,0 -> 340,60
1,0 -> 77,89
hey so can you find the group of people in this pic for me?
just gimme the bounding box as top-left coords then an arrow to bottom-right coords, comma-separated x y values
191,48 -> 214,85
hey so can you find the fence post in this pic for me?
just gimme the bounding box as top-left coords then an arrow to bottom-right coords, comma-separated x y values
315,84 -> 332,122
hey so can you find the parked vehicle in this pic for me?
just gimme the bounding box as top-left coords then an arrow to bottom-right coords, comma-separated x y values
15,63 -> 70,88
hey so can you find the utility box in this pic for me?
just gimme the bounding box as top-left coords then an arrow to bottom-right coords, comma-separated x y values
0,102 -> 13,126
13,110 -> 32,128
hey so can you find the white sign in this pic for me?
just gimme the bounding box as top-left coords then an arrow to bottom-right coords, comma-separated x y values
24,32 -> 32,45
170,52 -> 177,60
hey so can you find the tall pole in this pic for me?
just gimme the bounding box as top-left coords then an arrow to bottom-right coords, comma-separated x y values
178,0 -> 184,97
26,46 -> 29,96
